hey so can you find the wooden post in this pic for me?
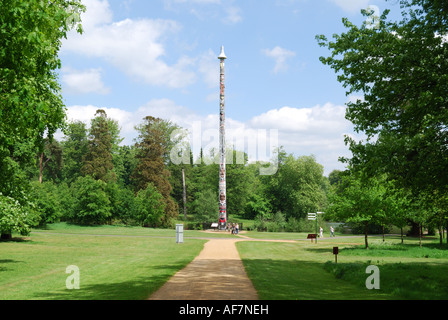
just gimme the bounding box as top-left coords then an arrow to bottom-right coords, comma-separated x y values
333,247 -> 339,264
182,168 -> 187,220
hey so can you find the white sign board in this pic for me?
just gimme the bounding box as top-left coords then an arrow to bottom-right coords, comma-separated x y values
176,224 -> 184,243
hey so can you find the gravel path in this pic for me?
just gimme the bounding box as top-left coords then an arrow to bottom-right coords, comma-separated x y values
148,239 -> 259,300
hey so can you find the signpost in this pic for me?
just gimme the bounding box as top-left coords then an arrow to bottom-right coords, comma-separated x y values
308,212 -> 324,243
333,247 -> 339,263
308,213 -> 317,243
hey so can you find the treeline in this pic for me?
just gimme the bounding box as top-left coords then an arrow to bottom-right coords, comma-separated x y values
6,109 -> 329,232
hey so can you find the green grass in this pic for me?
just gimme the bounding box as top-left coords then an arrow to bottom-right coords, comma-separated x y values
3,223 -> 448,300
1,224 -> 207,300
323,237 -> 448,299
33,222 -> 237,238
237,236 -> 448,300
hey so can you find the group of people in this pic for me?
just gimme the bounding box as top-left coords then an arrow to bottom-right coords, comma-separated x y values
319,226 -> 335,238
227,223 -> 239,235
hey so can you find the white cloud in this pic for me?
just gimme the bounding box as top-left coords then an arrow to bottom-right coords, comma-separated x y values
223,6 -> 243,24
197,49 -> 220,88
63,100 -> 355,175
62,68 -> 110,95
262,46 -> 296,73
249,103 -> 348,132
164,0 -> 242,24
329,0 -> 371,14
63,0 -> 196,88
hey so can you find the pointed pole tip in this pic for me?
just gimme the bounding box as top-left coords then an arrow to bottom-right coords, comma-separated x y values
218,46 -> 227,60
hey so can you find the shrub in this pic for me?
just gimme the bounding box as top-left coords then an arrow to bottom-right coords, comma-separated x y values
69,176 -> 112,225
0,193 -> 33,239
30,181 -> 63,226
132,183 -> 165,228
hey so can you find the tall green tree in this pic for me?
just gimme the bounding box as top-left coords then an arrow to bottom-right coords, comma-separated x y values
61,121 -> 89,183
81,109 -> 116,182
132,116 -> 178,227
0,0 -> 84,237
316,0 -> 448,196
226,149 -> 254,216
327,173 -> 390,248
265,154 -> 326,219
38,138 -> 63,184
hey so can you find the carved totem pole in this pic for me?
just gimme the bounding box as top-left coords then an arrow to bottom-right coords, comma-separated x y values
218,46 -> 227,230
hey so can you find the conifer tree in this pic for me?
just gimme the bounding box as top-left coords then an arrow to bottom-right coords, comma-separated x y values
132,116 -> 178,226
81,109 -> 116,182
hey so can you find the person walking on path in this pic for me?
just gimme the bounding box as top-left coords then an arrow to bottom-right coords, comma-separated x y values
235,223 -> 239,235
330,226 -> 335,237
319,227 -> 323,238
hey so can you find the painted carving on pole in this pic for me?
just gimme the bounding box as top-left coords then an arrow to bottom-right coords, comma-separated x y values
218,47 -> 227,229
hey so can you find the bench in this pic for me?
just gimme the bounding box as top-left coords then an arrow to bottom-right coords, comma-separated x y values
307,234 -> 317,243
211,223 -> 219,231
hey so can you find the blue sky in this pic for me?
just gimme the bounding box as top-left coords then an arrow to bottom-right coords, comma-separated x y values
59,0 -> 403,175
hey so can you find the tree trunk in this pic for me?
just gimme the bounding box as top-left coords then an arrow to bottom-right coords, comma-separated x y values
419,223 -> 422,248
382,225 -> 385,242
446,221 -> 448,248
365,221 -> 369,249
39,151 -> 51,184
401,227 -> 404,244
408,221 -> 420,237
39,152 -> 44,184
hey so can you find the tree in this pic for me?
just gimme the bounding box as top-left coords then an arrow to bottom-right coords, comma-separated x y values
38,138 -> 63,183
0,194 -> 33,240
69,176 -> 112,225
328,170 -> 343,186
132,183 -> 165,228
81,109 -> 116,182
30,181 -> 63,226
327,173 -> 388,248
265,154 -> 326,219
0,0 -> 84,193
226,149 -> 254,216
0,0 -> 84,237
132,116 -> 178,227
316,0 -> 448,196
61,121 -> 89,184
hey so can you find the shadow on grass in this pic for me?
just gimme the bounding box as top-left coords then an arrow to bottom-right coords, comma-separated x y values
0,259 -> 24,272
241,259 -> 393,300
242,257 -> 448,300
0,237 -> 33,243
30,263 -> 187,300
323,260 -> 448,300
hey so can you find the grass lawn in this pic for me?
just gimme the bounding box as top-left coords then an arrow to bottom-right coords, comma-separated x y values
0,223 -> 207,300
237,235 -> 448,300
3,223 -> 448,300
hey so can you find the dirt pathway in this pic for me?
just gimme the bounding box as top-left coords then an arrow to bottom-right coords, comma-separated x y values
148,239 -> 259,300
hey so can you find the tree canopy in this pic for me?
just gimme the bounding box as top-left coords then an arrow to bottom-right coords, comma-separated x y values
317,0 -> 448,195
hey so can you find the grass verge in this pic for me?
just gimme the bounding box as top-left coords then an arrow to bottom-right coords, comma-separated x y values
237,236 -> 448,300
1,224 -> 206,300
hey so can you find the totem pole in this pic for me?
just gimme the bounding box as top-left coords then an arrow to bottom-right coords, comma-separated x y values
218,46 -> 227,230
